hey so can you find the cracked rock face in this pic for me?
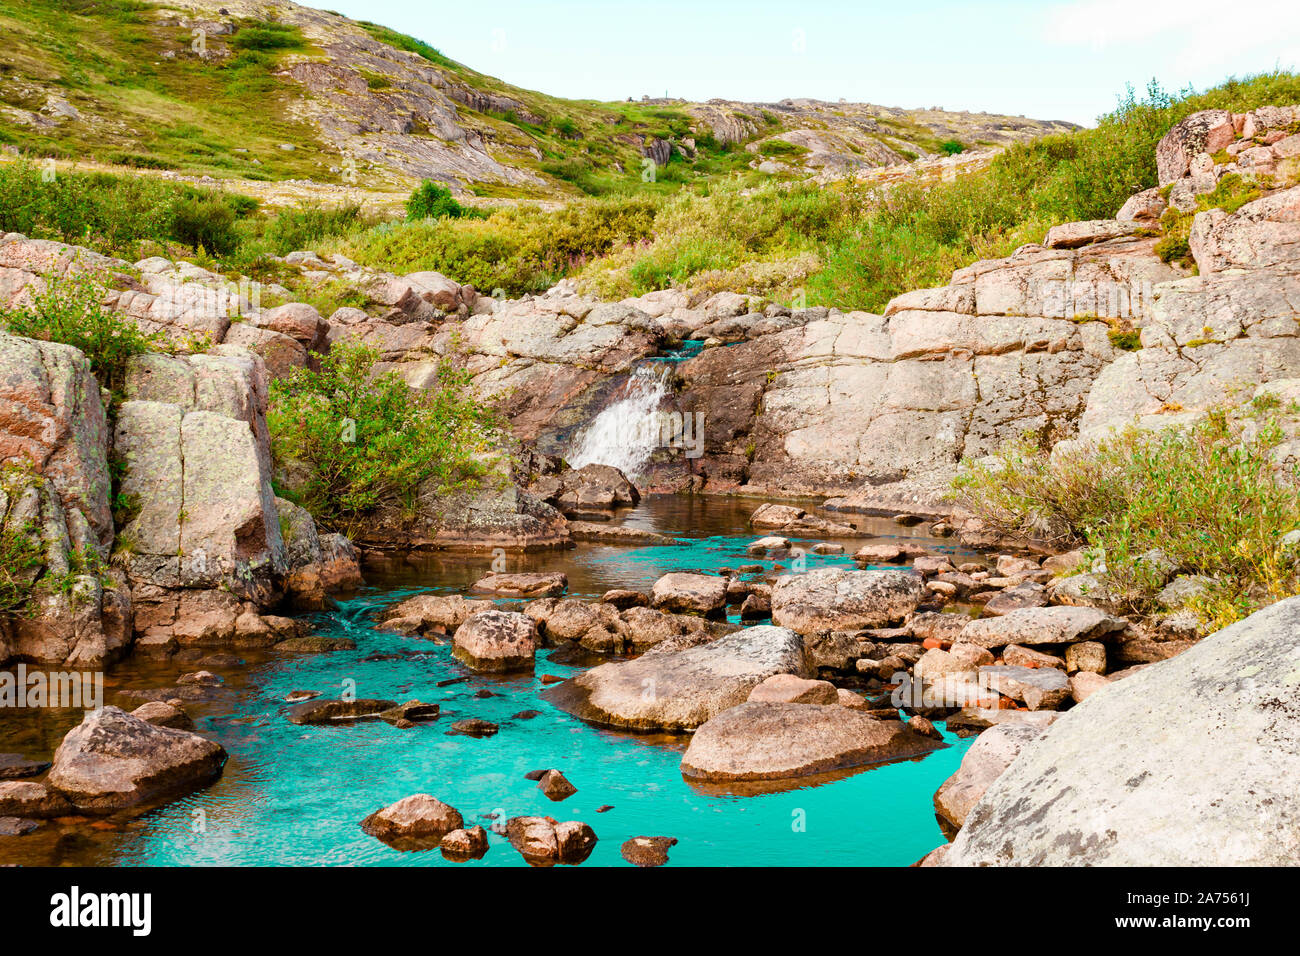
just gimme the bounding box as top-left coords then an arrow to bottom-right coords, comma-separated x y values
943,597 -> 1300,866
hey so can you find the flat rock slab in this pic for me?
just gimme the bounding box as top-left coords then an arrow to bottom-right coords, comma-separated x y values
46,706 -> 226,812
945,596 -> 1300,865
0,754 -> 51,779
567,522 -> 678,545
471,571 -> 568,598
681,702 -> 946,782
771,568 -> 923,634
960,606 -> 1126,649
287,699 -> 398,725
542,625 -> 807,732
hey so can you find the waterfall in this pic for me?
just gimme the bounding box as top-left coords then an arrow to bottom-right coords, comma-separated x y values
567,364 -> 673,479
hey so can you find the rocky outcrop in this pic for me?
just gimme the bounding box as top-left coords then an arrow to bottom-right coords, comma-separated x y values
542,625 -> 808,731
943,597 -> 1300,865
681,702 -> 945,783
46,705 -> 226,812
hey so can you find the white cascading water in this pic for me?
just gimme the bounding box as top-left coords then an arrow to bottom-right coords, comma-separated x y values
567,363 -> 673,479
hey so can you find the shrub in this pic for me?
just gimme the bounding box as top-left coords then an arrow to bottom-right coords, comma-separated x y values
938,139 -> 966,155
406,181 -> 472,221
0,271 -> 163,395
267,342 -> 502,536
232,21 -> 305,52
951,406 -> 1300,625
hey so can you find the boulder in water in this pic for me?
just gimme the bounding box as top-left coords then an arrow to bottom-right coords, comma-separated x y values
650,572 -> 728,615
452,610 -> 539,671
542,625 -> 808,731
771,568 -> 924,634
471,571 -> 568,598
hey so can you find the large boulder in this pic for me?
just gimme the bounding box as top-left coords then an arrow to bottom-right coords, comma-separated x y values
380,593 -> 492,636
944,597 -> 1300,865
771,568 -> 923,634
46,706 -> 226,812
932,723 -> 1045,839
680,702 -> 946,783
542,625 -> 808,731
276,497 -> 362,609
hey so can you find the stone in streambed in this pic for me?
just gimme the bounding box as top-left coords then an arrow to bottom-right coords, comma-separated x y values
979,665 -> 1071,711
380,593 -> 493,636
506,816 -> 597,866
440,825 -> 489,861
287,698 -> 398,725
650,572 -> 728,615
452,610 -> 539,672
0,816 -> 40,837
471,571 -> 568,598
771,568 -> 923,634
542,625 -> 808,732
0,781 -> 71,818
680,702 -> 946,783
747,673 -> 838,705
0,754 -> 51,780
449,719 -> 498,737
538,769 -> 578,801
360,794 -> 464,847
130,701 -> 194,730
932,723 -> 1045,839
46,706 -> 226,812
621,835 -> 678,867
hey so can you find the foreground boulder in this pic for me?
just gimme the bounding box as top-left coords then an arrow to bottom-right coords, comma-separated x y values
46,706 -> 226,812
932,723 -> 1044,839
542,625 -> 807,731
944,597 -> 1300,865
681,702 -> 946,783
771,568 -> 923,634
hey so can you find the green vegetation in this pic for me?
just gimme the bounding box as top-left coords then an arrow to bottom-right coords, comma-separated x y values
0,1 -> 330,180
356,20 -> 460,70
0,272 -> 162,395
339,72 -> 1300,310
267,343 -> 502,537
1155,172 -> 1264,265
951,403 -> 1300,628
938,139 -> 966,155
0,466 -> 43,615
405,181 -> 477,221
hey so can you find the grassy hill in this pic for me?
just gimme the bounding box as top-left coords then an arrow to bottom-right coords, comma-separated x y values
0,0 -> 1076,201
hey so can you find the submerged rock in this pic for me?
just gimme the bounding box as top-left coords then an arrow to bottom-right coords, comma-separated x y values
944,597 -> 1300,865
680,702 -> 946,782
0,754 -> 51,780
287,698 -> 398,725
0,781 -> 71,818
46,706 -> 226,812
542,625 -> 807,732
621,835 -> 678,867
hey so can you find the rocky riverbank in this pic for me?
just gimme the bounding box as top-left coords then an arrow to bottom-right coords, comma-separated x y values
2,104 -> 1300,865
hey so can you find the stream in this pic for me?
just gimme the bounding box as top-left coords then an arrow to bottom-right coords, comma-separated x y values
0,495 -> 983,867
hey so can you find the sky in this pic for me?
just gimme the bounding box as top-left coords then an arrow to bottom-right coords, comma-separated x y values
321,0 -> 1300,126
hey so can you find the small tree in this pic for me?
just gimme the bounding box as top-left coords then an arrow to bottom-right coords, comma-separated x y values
406,180 -> 468,221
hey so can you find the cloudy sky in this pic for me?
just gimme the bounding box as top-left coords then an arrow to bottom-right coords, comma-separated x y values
323,0 -> 1300,125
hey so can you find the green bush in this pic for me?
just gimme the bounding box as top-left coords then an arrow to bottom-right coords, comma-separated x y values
951,406 -> 1300,626
938,139 -> 966,155
406,181 -> 472,221
267,342 -> 502,536
232,21 -> 305,52
0,272 -> 163,395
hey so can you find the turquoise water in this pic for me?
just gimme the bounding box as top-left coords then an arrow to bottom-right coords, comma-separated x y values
0,496 -> 978,867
